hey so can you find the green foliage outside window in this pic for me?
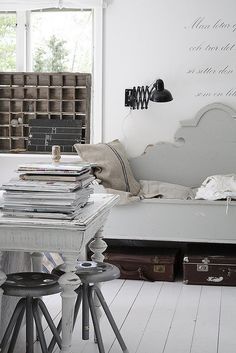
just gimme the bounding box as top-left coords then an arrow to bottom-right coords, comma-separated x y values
34,35 -> 68,72
31,11 -> 92,73
0,14 -> 16,71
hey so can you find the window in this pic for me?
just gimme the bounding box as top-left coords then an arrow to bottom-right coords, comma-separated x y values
0,3 -> 104,152
31,10 -> 92,73
0,9 -> 92,73
0,13 -> 16,71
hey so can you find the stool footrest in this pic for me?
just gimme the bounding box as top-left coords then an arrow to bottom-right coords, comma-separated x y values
0,297 -> 62,353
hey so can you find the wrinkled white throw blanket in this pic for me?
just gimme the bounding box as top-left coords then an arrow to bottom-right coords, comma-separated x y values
104,175 -> 236,204
139,180 -> 194,200
195,174 -> 236,200
105,180 -> 194,204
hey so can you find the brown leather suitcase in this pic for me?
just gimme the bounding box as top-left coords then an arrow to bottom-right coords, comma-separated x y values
104,247 -> 179,281
183,251 -> 236,286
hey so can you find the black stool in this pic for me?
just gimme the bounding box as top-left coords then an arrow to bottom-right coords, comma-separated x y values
0,272 -> 62,353
52,261 -> 128,353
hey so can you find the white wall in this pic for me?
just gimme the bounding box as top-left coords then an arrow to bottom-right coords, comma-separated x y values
103,0 -> 236,156
1,0 -> 236,185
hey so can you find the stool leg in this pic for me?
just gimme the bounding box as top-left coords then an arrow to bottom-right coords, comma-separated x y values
32,300 -> 48,353
38,298 -> 62,348
0,298 -> 25,353
74,285 -> 83,328
82,284 -> 90,340
26,297 -> 34,353
88,286 -> 105,353
94,286 -> 129,352
7,304 -> 26,353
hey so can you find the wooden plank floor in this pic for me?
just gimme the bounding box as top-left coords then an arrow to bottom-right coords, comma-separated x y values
38,279 -> 236,353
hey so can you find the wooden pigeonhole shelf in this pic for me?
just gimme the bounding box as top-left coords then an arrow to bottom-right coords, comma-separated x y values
0,72 -> 91,153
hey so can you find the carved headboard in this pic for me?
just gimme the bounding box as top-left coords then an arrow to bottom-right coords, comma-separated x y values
130,103 -> 236,187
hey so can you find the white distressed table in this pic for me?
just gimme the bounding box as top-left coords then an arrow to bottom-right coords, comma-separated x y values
0,193 -> 119,353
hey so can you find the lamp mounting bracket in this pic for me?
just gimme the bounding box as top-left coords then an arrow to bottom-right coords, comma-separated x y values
124,89 -> 133,107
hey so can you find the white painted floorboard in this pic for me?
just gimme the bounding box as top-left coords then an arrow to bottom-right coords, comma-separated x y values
37,279 -> 236,353
218,287 -> 236,353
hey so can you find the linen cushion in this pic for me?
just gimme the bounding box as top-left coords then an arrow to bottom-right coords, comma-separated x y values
74,139 -> 140,195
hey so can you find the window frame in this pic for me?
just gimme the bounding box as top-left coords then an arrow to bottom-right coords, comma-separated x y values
0,2 -> 104,150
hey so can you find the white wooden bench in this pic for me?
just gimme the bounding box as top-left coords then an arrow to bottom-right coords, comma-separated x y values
103,103 -> 236,244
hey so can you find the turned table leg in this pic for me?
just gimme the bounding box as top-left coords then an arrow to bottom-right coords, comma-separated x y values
59,253 -> 81,353
31,252 -> 44,332
0,251 -> 7,331
89,226 -> 107,263
89,226 -> 107,341
31,252 -> 43,272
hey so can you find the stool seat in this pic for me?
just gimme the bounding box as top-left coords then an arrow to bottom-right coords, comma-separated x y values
2,272 -> 61,297
53,261 -> 120,284
1,272 -> 62,353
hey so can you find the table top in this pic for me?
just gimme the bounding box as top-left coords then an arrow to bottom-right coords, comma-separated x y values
0,193 -> 119,253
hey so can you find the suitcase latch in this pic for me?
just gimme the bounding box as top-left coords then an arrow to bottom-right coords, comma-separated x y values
197,264 -> 209,272
154,265 -> 165,273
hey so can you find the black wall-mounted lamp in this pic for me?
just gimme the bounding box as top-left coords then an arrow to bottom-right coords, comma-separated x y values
124,79 -> 173,110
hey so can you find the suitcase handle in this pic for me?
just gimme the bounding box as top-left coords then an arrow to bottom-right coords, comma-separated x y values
119,266 -> 153,281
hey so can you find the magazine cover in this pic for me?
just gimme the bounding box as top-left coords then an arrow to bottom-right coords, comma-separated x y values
2,187 -> 93,200
2,207 -> 85,220
19,171 -> 93,182
1,178 -> 90,192
17,161 -> 94,173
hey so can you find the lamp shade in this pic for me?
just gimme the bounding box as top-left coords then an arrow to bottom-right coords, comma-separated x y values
149,79 -> 173,103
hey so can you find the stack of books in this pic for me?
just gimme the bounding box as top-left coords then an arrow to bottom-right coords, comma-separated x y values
1,162 -> 95,220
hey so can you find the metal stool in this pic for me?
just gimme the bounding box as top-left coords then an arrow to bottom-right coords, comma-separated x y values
0,272 -> 62,353
52,261 -> 129,353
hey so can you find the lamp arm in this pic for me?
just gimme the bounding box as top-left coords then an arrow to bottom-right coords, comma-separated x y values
147,82 -> 157,103
148,84 -> 156,95
124,78 -> 170,110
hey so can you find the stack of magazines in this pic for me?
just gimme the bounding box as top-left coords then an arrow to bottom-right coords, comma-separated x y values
1,162 -> 95,220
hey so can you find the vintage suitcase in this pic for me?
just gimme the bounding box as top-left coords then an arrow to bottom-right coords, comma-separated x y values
104,247 -> 179,281
183,251 -> 236,286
